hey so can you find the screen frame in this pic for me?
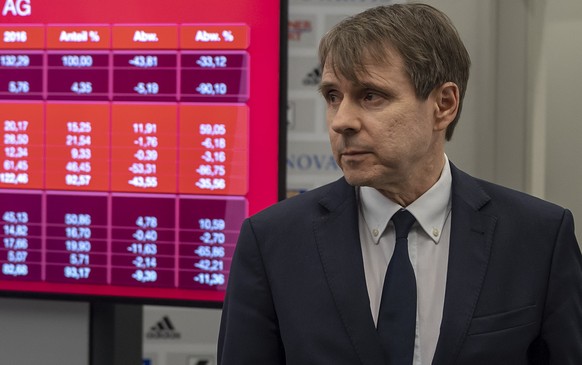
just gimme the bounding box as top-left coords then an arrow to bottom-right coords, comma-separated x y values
0,0 -> 288,308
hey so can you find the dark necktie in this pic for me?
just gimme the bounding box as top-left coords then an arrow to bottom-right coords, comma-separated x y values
377,209 -> 417,365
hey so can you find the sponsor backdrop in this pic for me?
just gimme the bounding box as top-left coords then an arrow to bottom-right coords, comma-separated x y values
142,1 -> 404,364
143,306 -> 219,365
286,0 -> 403,194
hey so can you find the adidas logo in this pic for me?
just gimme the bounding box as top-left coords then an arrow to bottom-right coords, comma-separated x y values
146,315 -> 181,339
188,358 -> 214,365
302,66 -> 322,86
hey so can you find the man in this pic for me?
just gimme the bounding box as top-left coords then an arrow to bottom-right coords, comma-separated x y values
218,4 -> 582,364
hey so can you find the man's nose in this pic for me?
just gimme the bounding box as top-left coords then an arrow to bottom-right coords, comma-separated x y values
329,99 -> 361,135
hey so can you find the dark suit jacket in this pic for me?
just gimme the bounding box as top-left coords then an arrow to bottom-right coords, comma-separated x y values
218,163 -> 582,364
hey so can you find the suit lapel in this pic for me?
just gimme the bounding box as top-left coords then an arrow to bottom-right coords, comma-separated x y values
314,178 -> 386,365
432,164 -> 497,365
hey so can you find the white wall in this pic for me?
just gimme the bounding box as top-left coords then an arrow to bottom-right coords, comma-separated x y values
526,0 -> 582,240
0,298 -> 89,364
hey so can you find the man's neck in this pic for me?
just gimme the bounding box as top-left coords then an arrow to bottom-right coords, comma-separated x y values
377,154 -> 447,207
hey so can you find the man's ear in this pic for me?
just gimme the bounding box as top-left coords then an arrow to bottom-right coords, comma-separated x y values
433,82 -> 459,132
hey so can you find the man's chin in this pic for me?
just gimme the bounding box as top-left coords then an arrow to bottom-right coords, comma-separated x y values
343,174 -> 370,188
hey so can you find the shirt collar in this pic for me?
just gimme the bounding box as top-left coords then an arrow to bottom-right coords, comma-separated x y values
359,155 -> 452,244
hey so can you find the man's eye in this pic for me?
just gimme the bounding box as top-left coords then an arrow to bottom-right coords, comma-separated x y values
364,93 -> 377,101
326,93 -> 339,103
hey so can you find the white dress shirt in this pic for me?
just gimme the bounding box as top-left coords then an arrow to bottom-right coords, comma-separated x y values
358,156 -> 452,365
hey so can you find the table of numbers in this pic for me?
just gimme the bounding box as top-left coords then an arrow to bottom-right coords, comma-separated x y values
0,23 -> 251,294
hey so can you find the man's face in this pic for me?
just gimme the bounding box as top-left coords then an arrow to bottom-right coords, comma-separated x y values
320,49 -> 442,193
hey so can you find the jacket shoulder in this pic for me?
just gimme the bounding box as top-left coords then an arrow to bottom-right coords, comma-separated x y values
451,163 -> 567,219
478,178 -> 565,218
250,179 -> 343,225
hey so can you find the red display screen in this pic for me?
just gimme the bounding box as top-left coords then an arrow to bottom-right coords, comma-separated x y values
0,0 -> 284,305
